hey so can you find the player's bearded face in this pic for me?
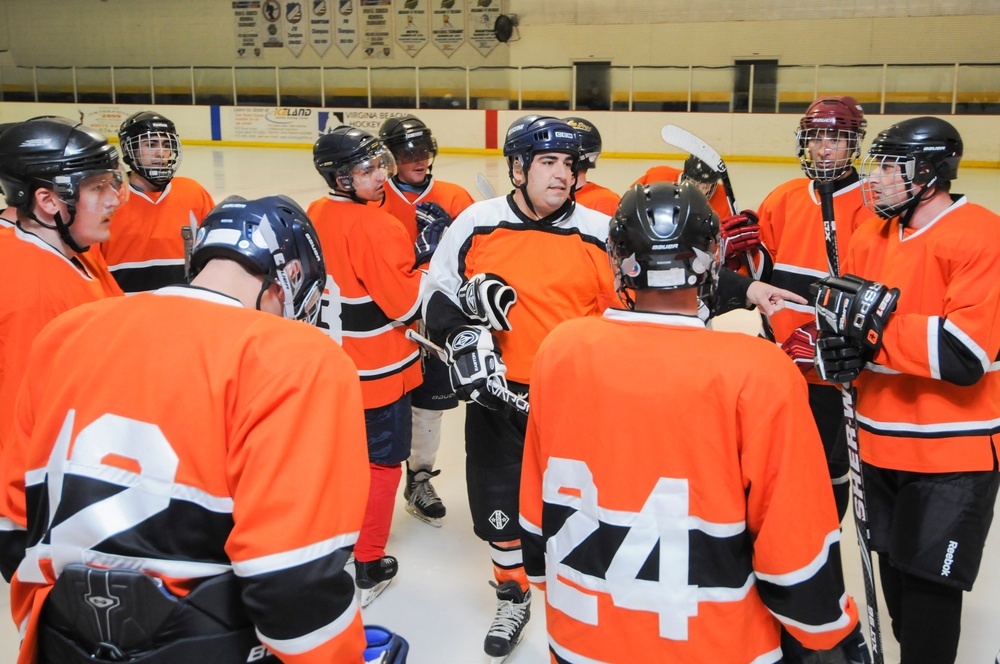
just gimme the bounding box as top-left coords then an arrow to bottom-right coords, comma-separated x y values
519,152 -> 575,217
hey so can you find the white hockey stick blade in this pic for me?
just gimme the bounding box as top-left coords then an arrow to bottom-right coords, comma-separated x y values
475,173 -> 497,200
660,125 -> 727,174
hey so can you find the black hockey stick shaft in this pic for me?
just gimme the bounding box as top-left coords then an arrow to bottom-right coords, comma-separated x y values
817,181 -> 884,664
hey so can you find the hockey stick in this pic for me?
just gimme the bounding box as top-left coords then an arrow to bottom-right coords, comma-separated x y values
659,125 -> 775,341
181,210 -> 198,281
405,329 -> 530,415
475,172 -> 497,200
817,180 -> 884,664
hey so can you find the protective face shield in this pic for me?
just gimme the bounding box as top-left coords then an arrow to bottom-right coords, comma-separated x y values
342,146 -> 397,190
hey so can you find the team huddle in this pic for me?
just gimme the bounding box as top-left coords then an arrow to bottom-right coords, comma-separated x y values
0,97 -> 996,664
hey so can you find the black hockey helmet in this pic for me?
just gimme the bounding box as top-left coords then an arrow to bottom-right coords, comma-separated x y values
0,116 -> 123,252
313,125 -> 396,194
796,96 -> 867,182
860,116 -> 962,220
562,116 -> 602,170
190,195 -> 326,325
378,115 -> 438,166
608,181 -> 720,309
118,110 -> 181,188
681,155 -> 721,198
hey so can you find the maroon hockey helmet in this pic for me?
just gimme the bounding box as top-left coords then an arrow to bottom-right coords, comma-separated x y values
796,96 -> 867,182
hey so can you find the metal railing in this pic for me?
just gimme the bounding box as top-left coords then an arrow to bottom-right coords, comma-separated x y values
2,63 -> 998,115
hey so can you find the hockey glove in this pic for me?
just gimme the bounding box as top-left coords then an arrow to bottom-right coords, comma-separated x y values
780,321 -> 819,375
814,274 -> 900,355
720,210 -> 761,270
364,624 -> 410,664
457,273 -> 517,331
413,202 -> 452,267
815,334 -> 871,384
445,325 -> 509,410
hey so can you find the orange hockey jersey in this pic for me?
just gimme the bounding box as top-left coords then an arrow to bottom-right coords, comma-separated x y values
0,227 -> 122,450
0,287 -> 370,663
521,309 -> 859,663
379,177 -> 474,243
99,177 -> 215,293
634,165 -> 732,220
574,181 -> 620,216
422,196 -> 617,384
757,173 -> 873,381
308,195 -> 423,409
845,197 -> 1000,473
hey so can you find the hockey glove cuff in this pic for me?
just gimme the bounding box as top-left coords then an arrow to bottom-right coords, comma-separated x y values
720,209 -> 761,270
457,273 -> 517,331
780,321 -> 819,375
814,274 -> 899,355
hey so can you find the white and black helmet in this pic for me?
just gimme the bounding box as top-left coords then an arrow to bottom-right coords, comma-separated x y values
119,111 -> 181,188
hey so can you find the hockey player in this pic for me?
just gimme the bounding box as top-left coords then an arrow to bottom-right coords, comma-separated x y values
0,117 -> 124,450
635,154 -> 732,219
100,110 -> 215,293
562,116 -> 620,215
0,122 -> 18,227
0,196 -> 376,663
520,180 -> 869,663
814,117 -> 1000,664
309,125 -> 428,607
378,114 -> 475,527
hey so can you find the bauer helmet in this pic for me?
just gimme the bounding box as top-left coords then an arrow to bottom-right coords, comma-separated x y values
795,96 -> 867,182
118,111 -> 181,188
0,117 -> 124,252
562,116 -> 602,170
190,195 -> 326,325
608,181 -> 720,309
379,115 -> 438,167
681,155 -> 721,199
313,125 -> 396,196
859,116 -> 962,221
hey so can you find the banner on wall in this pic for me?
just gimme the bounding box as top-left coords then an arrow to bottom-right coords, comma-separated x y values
76,107 -> 133,139
261,0 -> 284,48
395,0 -> 429,57
233,0 -> 263,58
232,107 -> 320,143
310,0 -> 333,56
285,1 -> 307,56
468,0 -> 499,56
361,0 -> 392,59
431,0 -> 465,57
335,0 -> 359,57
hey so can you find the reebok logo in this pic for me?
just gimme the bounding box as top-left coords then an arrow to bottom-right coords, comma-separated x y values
941,540 -> 958,577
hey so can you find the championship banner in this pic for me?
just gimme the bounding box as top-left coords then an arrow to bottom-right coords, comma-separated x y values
233,0 -> 263,58
309,0 -> 333,56
261,0 -> 285,48
431,0 -> 465,58
334,0 -> 359,57
395,0 -> 429,58
361,0 -> 392,59
468,0 -> 500,56
285,1 -> 307,56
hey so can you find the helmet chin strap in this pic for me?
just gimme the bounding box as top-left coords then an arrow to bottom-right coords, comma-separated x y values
511,161 -> 579,222
28,207 -> 89,254
898,177 -> 938,228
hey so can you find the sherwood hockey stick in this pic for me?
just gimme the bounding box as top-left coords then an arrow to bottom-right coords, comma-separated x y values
405,329 -> 530,415
659,124 -> 775,341
181,210 -> 199,281
817,180 -> 884,664
475,172 -> 497,200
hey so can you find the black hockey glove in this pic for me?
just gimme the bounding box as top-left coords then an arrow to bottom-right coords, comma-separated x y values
814,274 -> 900,355
445,325 -> 509,410
815,334 -> 872,384
457,273 -> 517,331
413,202 -> 452,266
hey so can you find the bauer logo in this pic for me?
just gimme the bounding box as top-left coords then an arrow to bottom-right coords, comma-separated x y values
812,117 -> 837,124
941,540 -> 958,577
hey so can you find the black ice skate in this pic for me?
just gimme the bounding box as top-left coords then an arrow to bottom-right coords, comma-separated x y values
354,555 -> 398,609
484,580 -> 530,663
404,467 -> 446,528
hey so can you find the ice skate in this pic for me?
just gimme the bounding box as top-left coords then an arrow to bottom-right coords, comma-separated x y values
354,555 -> 398,608
404,467 -> 446,527
484,580 -> 530,663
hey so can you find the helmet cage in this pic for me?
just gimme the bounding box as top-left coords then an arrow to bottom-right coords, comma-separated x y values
859,153 -> 923,219
121,130 -> 181,187
796,127 -> 863,182
680,156 -> 720,199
